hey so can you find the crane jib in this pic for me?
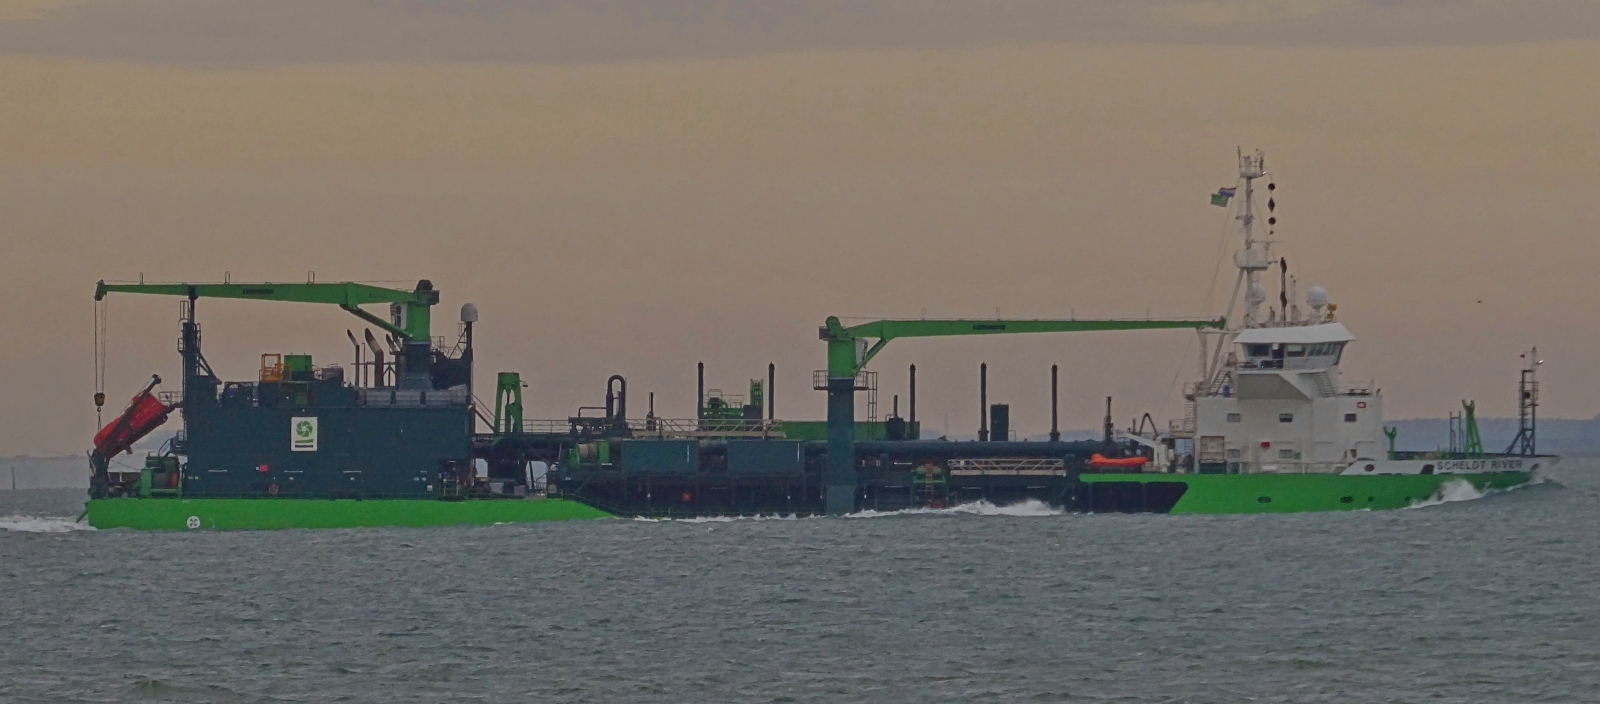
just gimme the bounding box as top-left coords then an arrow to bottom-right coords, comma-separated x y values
92,279 -> 440,341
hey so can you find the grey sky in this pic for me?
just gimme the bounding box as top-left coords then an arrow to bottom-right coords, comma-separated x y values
2,0 -> 1599,67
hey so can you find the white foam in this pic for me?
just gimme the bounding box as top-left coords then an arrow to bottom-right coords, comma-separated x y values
0,515 -> 95,533
848,498 -> 1063,519
632,514 -> 801,523
1406,479 -> 1486,509
628,500 -> 1064,521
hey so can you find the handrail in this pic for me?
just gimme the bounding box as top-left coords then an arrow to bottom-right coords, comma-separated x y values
515,417 -> 786,438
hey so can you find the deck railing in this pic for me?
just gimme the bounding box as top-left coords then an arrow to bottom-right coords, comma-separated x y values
515,417 -> 785,438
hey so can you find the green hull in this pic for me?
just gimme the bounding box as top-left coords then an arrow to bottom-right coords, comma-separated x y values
86,497 -> 613,530
1079,471 -> 1531,514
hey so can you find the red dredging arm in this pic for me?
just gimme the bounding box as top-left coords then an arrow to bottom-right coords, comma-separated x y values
89,376 -> 178,487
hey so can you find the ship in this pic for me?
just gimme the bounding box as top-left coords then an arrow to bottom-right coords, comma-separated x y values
1079,150 -> 1554,512
80,152 -> 1553,529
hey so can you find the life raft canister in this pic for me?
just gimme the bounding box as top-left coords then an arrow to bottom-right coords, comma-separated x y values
1088,453 -> 1150,469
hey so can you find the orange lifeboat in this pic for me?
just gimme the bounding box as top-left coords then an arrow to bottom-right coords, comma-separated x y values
1088,453 -> 1149,469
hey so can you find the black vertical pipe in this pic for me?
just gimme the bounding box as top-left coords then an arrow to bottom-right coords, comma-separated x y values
893,395 -> 899,418
908,364 -> 917,424
979,363 -> 989,442
697,362 -> 705,420
1103,396 -> 1116,454
1050,364 -> 1060,442
767,363 -> 776,420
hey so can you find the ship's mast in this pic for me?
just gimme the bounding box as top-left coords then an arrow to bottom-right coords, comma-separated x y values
1507,348 -> 1541,455
1237,150 -> 1268,329
1196,150 -> 1271,392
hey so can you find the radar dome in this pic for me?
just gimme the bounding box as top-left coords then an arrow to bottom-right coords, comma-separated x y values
1247,283 -> 1268,307
1307,287 -> 1328,310
460,303 -> 479,323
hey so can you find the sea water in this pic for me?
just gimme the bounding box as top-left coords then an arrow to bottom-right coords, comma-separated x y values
3,460 -> 1597,703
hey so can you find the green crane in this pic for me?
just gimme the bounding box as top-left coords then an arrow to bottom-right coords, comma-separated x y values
94,279 -> 447,411
94,280 -> 439,341
818,314 -> 1227,515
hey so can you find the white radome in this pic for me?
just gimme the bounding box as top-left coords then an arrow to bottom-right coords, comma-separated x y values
1247,283 -> 1267,307
1307,286 -> 1328,310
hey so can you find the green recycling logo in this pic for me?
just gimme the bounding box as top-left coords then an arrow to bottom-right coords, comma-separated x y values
291,416 -> 318,451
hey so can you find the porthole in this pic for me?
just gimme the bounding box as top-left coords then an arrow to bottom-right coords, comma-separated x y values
1364,464 -> 1375,472
1340,496 -> 1354,504
1421,464 -> 1435,475
1258,496 -> 1272,503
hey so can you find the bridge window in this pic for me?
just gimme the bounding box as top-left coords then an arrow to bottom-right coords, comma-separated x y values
1227,413 -> 1241,423
1279,413 -> 1294,423
1344,413 -> 1357,423
1245,344 -> 1270,358
1285,344 -> 1306,358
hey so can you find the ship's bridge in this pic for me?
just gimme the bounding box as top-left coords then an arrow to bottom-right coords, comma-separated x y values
1192,320 -> 1382,474
1235,323 -> 1352,371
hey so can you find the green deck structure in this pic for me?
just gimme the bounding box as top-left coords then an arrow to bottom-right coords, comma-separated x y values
1079,471 -> 1531,514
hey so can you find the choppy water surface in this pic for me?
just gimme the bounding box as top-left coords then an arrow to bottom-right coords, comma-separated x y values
4,462 -> 1598,703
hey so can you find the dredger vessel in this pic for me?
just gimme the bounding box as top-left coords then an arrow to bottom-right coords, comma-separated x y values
82,152 -> 1552,529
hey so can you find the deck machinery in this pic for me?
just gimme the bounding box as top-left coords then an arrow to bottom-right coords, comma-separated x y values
87,277 -> 1224,525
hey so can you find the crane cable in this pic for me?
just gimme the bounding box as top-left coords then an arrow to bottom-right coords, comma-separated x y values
93,298 -> 107,427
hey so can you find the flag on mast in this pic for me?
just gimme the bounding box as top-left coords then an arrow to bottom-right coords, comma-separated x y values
1210,187 -> 1236,207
